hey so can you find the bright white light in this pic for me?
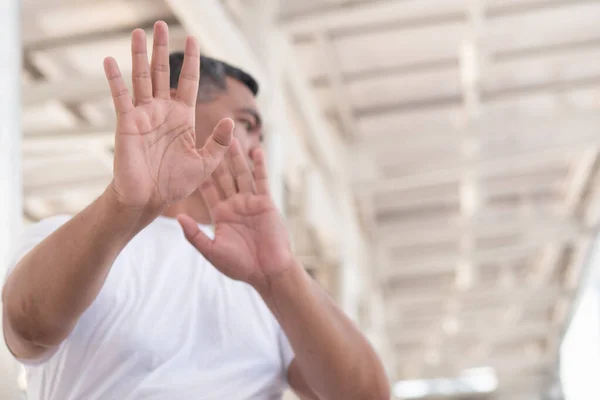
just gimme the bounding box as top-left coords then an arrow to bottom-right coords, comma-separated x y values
561,288 -> 600,400
435,378 -> 455,395
460,367 -> 498,393
393,367 -> 498,399
393,379 -> 429,399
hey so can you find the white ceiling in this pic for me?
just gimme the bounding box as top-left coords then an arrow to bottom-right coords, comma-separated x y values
19,0 -> 600,399
283,0 -> 600,398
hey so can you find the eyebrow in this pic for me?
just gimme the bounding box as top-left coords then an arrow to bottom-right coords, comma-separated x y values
237,108 -> 262,129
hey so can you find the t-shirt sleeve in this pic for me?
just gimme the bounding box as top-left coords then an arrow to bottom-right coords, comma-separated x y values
278,326 -> 296,380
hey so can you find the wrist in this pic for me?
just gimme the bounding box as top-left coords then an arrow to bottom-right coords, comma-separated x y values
100,184 -> 160,235
253,259 -> 308,303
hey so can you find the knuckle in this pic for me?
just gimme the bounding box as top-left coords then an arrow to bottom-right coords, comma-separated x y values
152,63 -> 169,73
114,88 -> 129,98
133,70 -> 151,79
153,89 -> 170,97
179,73 -> 198,82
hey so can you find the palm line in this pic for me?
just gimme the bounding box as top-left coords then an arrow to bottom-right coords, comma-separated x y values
119,100 -> 196,203
153,124 -> 194,203
215,219 -> 259,257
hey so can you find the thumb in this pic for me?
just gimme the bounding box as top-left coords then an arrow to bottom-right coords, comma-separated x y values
197,118 -> 234,178
177,214 -> 214,259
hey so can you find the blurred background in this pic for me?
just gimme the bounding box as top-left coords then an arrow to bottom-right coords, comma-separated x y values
1,0 -> 600,399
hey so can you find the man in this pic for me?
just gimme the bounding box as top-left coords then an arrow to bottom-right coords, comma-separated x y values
2,21 -> 389,400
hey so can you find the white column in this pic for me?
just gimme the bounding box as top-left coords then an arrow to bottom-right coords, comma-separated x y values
0,0 -> 24,397
241,1 -> 362,321
228,0 -> 364,323
335,188 -> 362,322
456,0 -> 484,292
235,0 -> 286,211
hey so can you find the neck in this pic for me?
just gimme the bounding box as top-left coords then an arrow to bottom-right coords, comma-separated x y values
162,192 -> 212,225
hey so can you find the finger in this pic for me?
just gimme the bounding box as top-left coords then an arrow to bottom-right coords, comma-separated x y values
199,179 -> 221,211
176,36 -> 200,107
103,57 -> 134,116
150,21 -> 170,99
197,118 -> 234,177
230,140 -> 255,194
177,214 -> 214,259
131,28 -> 153,105
212,160 -> 237,198
251,147 -> 270,196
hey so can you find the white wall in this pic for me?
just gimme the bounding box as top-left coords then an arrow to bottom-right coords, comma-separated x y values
0,0 -> 24,396
560,235 -> 600,400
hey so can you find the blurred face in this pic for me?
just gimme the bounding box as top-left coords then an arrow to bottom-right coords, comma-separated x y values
193,77 -> 263,161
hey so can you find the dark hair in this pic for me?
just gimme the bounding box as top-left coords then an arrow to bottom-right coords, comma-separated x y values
169,52 -> 259,101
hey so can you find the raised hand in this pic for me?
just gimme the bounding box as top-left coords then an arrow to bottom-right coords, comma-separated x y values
177,140 -> 295,287
104,21 -> 233,212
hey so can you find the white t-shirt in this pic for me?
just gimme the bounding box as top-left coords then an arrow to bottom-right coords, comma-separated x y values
6,215 -> 295,400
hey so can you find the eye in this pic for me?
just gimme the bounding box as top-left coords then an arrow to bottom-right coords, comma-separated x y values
238,118 -> 253,131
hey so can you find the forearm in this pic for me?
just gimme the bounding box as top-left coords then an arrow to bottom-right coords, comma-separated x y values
256,261 -> 390,400
2,186 -> 154,348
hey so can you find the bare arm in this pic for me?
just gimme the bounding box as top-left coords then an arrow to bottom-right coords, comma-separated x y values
3,21 -> 232,363
177,145 -> 390,400
2,188 -> 152,360
256,262 -> 390,400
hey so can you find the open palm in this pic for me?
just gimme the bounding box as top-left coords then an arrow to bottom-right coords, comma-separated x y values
104,21 -> 232,211
178,141 -> 295,287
